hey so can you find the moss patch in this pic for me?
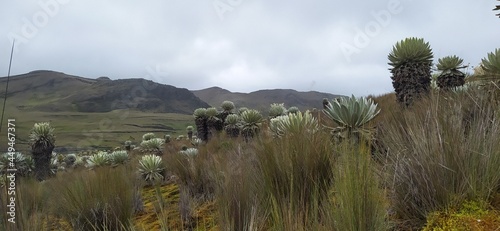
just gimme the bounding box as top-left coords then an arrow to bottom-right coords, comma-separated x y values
423,200 -> 500,231
133,183 -> 218,231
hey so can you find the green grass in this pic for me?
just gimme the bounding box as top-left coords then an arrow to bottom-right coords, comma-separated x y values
0,105 -> 194,152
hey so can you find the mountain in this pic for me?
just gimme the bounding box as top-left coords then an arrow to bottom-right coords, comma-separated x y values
0,70 -> 209,114
192,87 -> 343,112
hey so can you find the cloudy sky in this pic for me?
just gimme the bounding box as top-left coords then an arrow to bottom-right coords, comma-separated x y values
0,0 -> 499,96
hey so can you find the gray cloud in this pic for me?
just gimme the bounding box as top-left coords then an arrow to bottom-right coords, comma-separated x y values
1,0 -> 499,96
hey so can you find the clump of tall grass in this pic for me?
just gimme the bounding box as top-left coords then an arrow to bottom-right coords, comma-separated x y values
165,144 -> 217,201
380,91 -> 500,228
256,125 -> 335,228
332,142 -> 389,231
0,177 -> 57,231
49,166 -> 137,231
213,141 -> 266,231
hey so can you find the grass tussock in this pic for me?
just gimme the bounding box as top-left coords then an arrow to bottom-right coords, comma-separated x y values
331,142 -> 389,231
256,129 -> 335,228
213,141 -> 265,231
49,165 -> 137,231
379,90 -> 500,228
0,176 -> 70,231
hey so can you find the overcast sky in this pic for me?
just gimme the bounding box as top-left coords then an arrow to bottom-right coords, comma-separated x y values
0,0 -> 499,96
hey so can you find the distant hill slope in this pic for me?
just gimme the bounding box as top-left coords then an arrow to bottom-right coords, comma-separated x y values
192,87 -> 343,112
0,70 -> 209,114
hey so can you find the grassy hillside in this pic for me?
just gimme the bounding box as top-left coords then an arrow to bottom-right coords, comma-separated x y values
0,70 -> 210,114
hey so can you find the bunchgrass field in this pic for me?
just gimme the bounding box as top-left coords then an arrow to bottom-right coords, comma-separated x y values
1,42 -> 500,230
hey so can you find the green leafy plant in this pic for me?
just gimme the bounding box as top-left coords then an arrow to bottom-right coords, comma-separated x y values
140,138 -> 165,155
388,37 -> 433,106
269,110 -> 319,138
193,108 -> 209,142
179,148 -> 199,157
138,155 -> 165,184
0,152 -> 34,177
29,122 -> 55,181
237,107 -> 248,115
480,48 -> 500,77
224,114 -> 241,138
142,133 -> 156,141
221,100 -> 235,113
495,1 -> 500,17
240,109 -> 263,141
287,106 -> 300,114
110,150 -> 129,165
186,126 -> 194,140
323,95 -> 380,141
191,138 -> 203,147
268,103 -> 287,118
436,55 -> 467,90
206,107 -> 223,135
86,151 -> 111,168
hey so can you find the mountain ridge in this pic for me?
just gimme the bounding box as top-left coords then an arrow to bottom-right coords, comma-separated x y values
0,70 -> 343,114
192,86 -> 343,112
0,70 -> 209,114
